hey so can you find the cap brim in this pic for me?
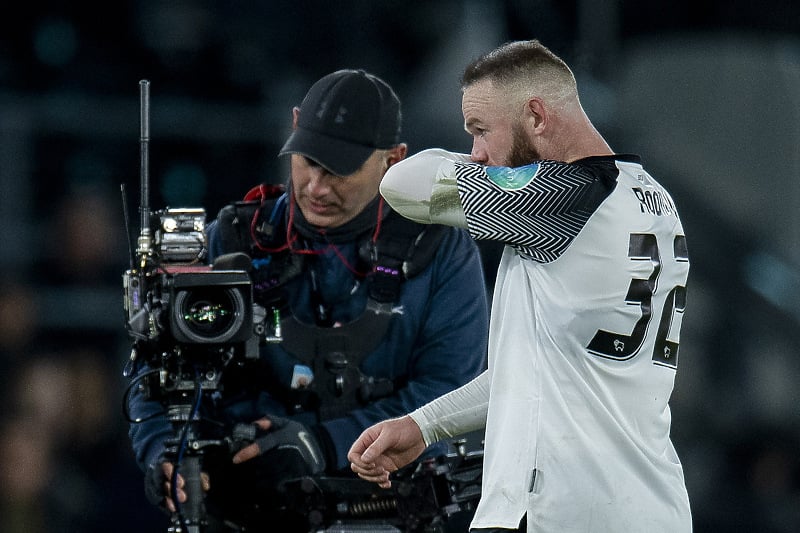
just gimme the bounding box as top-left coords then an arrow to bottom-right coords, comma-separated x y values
279,128 -> 375,176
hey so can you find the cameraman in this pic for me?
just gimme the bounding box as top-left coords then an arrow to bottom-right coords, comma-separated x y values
126,69 -> 489,532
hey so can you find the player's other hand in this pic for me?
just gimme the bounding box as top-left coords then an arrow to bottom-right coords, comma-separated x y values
347,415 -> 427,489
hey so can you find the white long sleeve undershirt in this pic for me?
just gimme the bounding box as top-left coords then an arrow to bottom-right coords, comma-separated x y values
409,370 -> 490,446
379,148 -> 471,228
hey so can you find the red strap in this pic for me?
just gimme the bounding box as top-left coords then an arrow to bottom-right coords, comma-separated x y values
243,183 -> 286,202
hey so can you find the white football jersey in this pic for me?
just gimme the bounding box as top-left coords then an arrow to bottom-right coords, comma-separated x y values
387,150 -> 692,532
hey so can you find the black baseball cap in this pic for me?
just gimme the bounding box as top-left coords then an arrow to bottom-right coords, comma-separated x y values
279,69 -> 402,176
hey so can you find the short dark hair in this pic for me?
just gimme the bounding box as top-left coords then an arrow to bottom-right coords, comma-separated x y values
461,40 -> 575,98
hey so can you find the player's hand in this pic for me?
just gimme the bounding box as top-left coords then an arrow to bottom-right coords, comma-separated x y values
347,416 -> 426,489
145,462 -> 210,513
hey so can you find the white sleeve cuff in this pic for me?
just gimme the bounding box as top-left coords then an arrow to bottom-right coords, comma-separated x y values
408,371 -> 490,446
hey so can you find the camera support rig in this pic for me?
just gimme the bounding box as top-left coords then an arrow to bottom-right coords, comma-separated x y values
122,80 -> 260,533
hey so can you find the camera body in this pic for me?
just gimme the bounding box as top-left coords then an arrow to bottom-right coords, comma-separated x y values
126,267 -> 255,346
123,208 -> 260,402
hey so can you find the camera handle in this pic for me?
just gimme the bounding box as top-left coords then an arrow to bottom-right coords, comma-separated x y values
162,387 -> 222,533
168,453 -> 204,533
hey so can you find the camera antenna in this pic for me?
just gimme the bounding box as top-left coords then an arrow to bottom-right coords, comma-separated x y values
121,183 -> 134,269
137,79 -> 152,261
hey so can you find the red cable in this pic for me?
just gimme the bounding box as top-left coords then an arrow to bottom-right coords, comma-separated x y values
247,191 -> 385,278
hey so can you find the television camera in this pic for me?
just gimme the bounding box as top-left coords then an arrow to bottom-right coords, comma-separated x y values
121,80 -> 281,533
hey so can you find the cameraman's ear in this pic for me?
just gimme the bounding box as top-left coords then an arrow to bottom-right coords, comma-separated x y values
385,143 -> 408,169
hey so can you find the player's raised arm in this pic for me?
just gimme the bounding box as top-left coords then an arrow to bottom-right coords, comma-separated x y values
379,148 -> 471,228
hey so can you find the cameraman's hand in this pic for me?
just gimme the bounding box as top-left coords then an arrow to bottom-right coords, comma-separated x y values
232,418 -> 274,464
145,462 -> 210,513
231,416 -> 326,474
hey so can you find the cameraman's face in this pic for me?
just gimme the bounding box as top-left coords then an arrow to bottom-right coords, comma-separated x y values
290,145 -> 405,228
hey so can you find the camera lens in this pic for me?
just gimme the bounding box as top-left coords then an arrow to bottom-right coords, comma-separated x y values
172,286 -> 247,344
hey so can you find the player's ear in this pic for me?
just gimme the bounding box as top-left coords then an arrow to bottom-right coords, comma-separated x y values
525,97 -> 547,134
291,106 -> 301,130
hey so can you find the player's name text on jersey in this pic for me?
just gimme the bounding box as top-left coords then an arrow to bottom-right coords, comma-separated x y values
631,186 -> 677,217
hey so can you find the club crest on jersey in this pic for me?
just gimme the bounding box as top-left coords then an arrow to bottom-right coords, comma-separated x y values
486,163 -> 539,190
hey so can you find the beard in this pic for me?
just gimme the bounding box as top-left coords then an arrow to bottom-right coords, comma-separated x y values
506,121 -> 541,167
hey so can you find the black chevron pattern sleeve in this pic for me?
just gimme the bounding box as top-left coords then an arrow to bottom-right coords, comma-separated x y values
455,160 -> 616,263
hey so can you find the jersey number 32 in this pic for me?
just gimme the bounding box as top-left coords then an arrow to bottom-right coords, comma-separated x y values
586,232 -> 689,369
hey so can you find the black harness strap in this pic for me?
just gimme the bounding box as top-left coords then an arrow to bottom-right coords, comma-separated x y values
279,299 -> 395,420
368,212 -> 448,303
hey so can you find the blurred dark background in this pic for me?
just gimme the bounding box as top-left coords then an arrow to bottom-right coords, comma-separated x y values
0,1 -> 798,531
